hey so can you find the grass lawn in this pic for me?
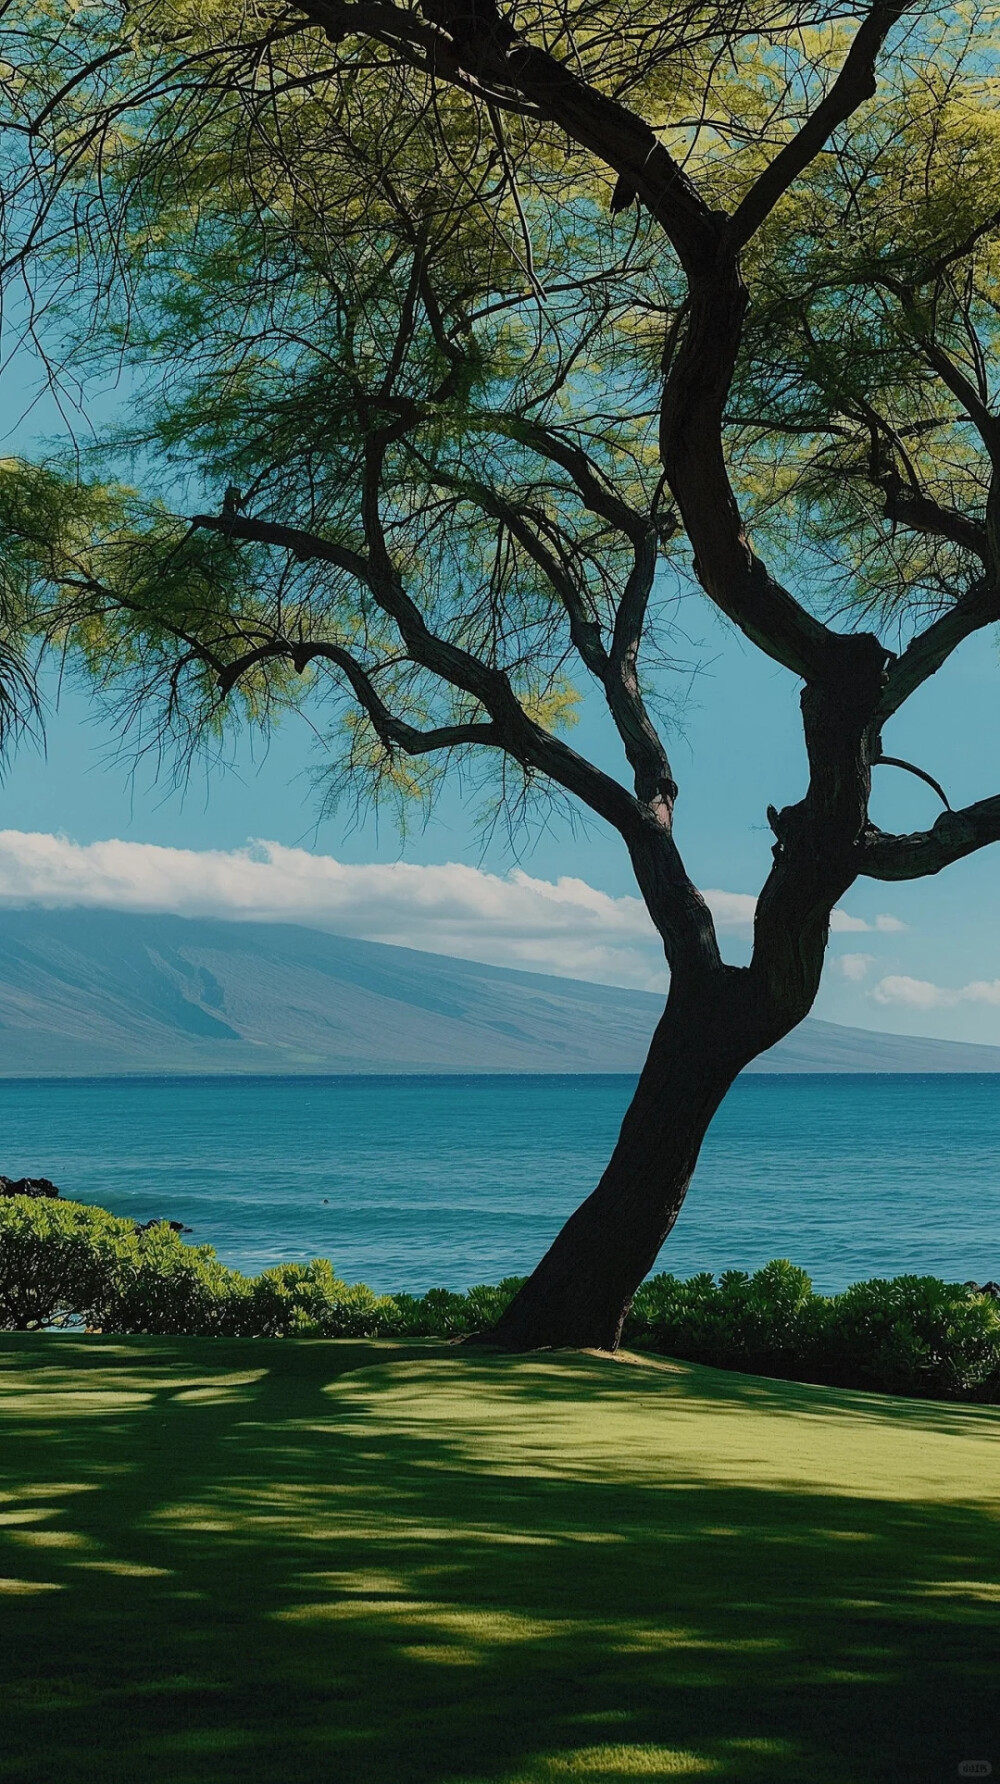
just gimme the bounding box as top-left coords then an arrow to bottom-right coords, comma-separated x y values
0,1338 -> 997,1784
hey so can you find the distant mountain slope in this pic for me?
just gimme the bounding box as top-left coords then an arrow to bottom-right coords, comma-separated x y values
0,907 -> 995,1075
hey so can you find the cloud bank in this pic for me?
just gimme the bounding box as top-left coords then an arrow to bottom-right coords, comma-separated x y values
874,974 -> 1000,1010
0,830 -> 898,991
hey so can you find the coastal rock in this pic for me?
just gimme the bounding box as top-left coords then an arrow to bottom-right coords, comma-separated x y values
0,1175 -> 60,1199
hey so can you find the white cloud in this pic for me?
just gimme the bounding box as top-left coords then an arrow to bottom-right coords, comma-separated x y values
0,830 -> 906,992
830,909 -> 907,934
874,974 -> 1000,1010
838,952 -> 876,982
829,910 -> 870,933
959,981 -> 1000,1005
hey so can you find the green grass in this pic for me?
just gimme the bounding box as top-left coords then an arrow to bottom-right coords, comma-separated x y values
0,1338 -> 997,1784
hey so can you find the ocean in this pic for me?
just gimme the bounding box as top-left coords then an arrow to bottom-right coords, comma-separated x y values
1,1073 -> 998,1294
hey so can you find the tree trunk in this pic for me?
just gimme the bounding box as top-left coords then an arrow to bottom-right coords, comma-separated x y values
488,969 -> 774,1351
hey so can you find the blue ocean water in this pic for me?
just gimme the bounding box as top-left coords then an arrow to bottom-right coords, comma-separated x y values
0,1074 -> 997,1294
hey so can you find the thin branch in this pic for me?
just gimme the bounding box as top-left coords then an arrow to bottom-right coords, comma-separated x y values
489,415 -> 661,541
874,754 -> 950,809
877,278 -> 1000,458
414,457 -> 677,807
217,638 -> 500,754
878,479 -> 989,561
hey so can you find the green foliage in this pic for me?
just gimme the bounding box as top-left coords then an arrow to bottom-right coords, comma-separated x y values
389,1280 -> 530,1338
627,1260 -> 1000,1401
0,1195 -> 249,1335
0,0 -> 688,824
628,1259 -> 824,1381
242,1261 -> 402,1339
820,1272 -> 1000,1399
93,1220 -> 250,1338
0,1195 -> 121,1329
4,0 -> 1000,851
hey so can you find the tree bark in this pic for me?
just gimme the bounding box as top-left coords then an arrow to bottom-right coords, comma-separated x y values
488,967 -> 782,1351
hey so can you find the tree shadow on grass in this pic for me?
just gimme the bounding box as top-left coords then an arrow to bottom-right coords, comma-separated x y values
0,1336 -> 996,1784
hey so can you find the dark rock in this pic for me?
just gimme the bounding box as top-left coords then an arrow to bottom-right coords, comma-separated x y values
965,1280 -> 1000,1301
134,1218 -> 193,1235
0,1175 -> 60,1199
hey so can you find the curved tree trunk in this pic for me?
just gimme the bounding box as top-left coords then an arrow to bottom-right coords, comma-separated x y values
489,968 -> 779,1351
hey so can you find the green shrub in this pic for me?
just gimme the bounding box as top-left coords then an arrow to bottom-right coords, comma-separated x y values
464,1278 -> 527,1329
392,1287 -> 477,1337
626,1262 -> 1000,1401
243,1260 -> 402,1338
628,1260 -> 824,1377
388,1280 -> 525,1338
92,1222 -> 250,1337
815,1274 -> 1000,1399
0,1196 -> 129,1328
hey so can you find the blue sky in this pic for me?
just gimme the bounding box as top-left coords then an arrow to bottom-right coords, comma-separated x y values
3,349 -> 999,1041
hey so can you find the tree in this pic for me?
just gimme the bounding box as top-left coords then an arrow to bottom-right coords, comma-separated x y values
3,1 -> 1000,1348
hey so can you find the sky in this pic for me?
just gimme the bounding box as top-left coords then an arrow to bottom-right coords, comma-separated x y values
3,349 -> 1000,1043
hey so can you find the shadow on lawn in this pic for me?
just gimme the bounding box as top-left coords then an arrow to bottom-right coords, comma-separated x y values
0,1336 -> 996,1784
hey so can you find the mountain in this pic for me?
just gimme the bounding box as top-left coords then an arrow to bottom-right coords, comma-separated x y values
0,906 -> 994,1076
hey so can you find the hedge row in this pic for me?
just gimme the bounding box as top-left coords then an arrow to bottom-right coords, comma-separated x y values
3,1197 -> 999,1403
628,1258 -> 1000,1401
0,1196 -> 520,1339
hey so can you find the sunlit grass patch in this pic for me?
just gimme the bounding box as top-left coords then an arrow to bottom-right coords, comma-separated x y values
488,1745 -> 724,1778
0,1574 -> 63,1593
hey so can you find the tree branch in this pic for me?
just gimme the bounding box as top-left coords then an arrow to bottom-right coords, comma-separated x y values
193,494 -> 635,829
606,527 -> 678,813
291,0 -> 542,112
417,460 -> 678,809
190,467 -> 715,962
875,753 -> 950,809
659,269 -> 883,685
878,479 -> 989,560
199,470 -> 660,847
876,279 -> 1000,461
217,639 -> 500,753
857,794 -> 1000,879
489,416 -> 665,542
357,442 -> 637,813
878,580 -> 1000,719
190,512 -> 369,579
294,0 -> 885,692
730,3 -> 910,248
